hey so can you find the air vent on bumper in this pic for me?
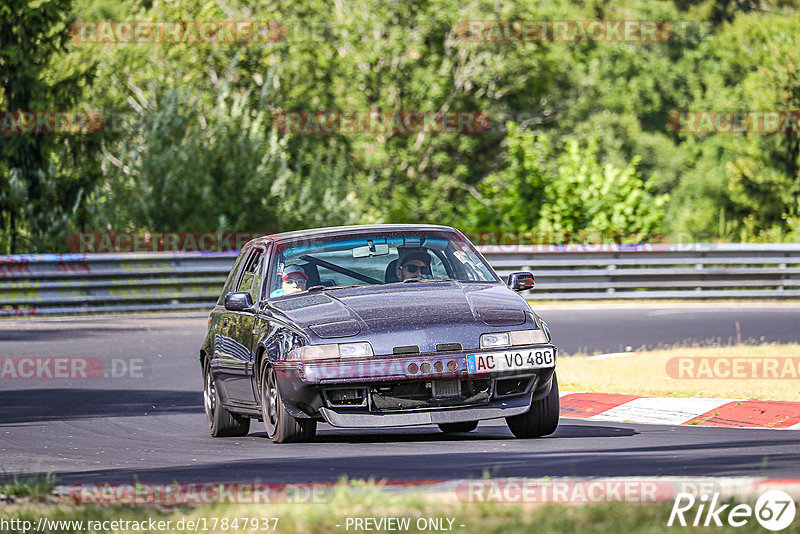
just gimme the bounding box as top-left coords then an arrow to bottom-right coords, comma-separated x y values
323,387 -> 368,408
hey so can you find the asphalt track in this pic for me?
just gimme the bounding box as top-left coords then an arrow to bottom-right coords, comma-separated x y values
1,304 -> 799,484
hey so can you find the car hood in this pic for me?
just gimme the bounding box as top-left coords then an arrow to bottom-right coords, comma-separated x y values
267,281 -> 538,354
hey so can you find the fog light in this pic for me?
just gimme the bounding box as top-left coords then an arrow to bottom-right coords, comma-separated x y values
407,363 -> 419,374
420,362 -> 431,373
433,361 -> 444,372
447,360 -> 458,372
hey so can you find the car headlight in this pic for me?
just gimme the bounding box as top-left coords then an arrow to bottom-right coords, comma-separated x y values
287,342 -> 374,361
480,332 -> 510,348
337,342 -> 373,358
481,329 -> 548,348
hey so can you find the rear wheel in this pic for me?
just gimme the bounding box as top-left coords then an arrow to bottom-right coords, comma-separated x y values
505,373 -> 559,438
260,364 -> 316,443
438,421 -> 479,433
203,358 -> 250,437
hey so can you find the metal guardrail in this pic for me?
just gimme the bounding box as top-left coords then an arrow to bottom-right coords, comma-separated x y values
1,244 -> 799,315
0,252 -> 237,316
484,243 -> 800,300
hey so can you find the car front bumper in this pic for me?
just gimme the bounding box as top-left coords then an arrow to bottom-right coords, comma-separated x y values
320,392 -> 533,428
271,346 -> 557,425
274,345 -> 557,383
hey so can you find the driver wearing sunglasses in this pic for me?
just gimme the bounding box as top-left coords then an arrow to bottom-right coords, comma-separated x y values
395,249 -> 432,281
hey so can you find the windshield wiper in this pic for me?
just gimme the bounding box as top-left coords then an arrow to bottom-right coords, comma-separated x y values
402,277 -> 454,283
307,284 -> 362,292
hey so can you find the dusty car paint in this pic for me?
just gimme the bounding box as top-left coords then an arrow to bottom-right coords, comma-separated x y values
200,224 -> 558,440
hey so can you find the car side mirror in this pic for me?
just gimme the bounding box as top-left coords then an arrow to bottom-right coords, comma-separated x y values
224,291 -> 254,311
507,272 -> 535,292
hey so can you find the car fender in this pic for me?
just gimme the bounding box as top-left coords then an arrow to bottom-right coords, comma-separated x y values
254,315 -> 315,419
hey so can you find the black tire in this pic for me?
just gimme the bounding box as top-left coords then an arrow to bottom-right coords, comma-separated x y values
203,358 -> 250,437
506,373 -> 560,438
259,364 -> 316,443
438,421 -> 479,433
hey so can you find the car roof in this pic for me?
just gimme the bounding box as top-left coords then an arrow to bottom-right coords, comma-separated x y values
247,224 -> 459,247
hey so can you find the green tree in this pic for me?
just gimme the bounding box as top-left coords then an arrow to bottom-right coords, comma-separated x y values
668,12 -> 800,240
464,123 -> 669,240
91,63 -> 369,234
8,0 -> 800,250
92,83 -> 290,233
0,0 -> 99,253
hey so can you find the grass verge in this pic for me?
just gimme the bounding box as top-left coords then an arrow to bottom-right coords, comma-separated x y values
0,474 -> 55,501
559,343 -> 800,401
0,482 -> 779,534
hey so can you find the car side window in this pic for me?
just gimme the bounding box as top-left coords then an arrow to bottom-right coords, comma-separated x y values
252,252 -> 267,301
236,249 -> 263,301
448,240 -> 498,282
217,251 -> 248,305
428,253 -> 448,278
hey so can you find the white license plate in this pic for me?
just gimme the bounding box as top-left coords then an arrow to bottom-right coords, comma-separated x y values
466,348 -> 555,373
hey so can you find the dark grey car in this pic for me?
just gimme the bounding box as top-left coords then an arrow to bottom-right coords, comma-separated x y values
201,224 -> 558,443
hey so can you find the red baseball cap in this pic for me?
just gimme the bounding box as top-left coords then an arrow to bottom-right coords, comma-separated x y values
282,265 -> 308,280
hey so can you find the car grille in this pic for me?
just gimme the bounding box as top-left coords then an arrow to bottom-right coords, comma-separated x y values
370,379 -> 490,411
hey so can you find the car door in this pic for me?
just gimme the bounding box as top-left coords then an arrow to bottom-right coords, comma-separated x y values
213,246 -> 263,406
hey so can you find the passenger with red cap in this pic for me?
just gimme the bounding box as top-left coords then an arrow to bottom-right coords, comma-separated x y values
271,264 -> 308,297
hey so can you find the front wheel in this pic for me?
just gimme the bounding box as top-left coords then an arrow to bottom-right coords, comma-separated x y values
438,421 -> 479,433
505,373 -> 559,438
203,358 -> 250,437
260,364 -> 316,443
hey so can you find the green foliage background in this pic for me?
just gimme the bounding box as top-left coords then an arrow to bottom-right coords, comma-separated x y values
1,0 -> 799,252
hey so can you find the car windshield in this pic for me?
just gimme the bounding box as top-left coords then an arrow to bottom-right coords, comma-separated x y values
267,230 -> 499,298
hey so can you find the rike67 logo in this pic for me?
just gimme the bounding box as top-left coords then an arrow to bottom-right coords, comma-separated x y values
668,490 -> 796,531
